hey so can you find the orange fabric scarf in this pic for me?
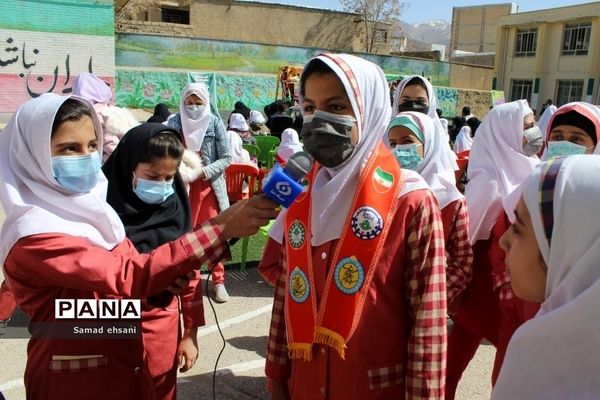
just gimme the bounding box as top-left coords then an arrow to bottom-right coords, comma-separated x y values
284,142 -> 404,360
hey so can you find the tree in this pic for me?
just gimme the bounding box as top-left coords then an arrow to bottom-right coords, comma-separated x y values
116,0 -> 162,20
116,0 -> 194,21
340,0 -> 405,53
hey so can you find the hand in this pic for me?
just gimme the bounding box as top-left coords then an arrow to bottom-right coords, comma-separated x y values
214,195 -> 279,240
177,328 -> 198,373
271,379 -> 290,400
166,270 -> 195,294
199,167 -> 207,180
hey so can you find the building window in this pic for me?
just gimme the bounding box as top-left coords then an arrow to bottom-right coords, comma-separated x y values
515,28 -> 537,57
556,80 -> 584,106
374,29 -> 388,44
161,8 -> 189,25
510,79 -> 533,103
562,22 -> 591,56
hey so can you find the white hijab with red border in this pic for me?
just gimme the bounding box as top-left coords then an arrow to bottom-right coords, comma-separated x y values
269,54 -> 428,246
541,102 -> 600,158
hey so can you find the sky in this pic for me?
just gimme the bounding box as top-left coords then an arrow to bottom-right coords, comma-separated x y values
247,0 -> 600,23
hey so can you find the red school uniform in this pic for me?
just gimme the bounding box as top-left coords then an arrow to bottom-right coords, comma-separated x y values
142,269 -> 205,400
440,198 -> 473,306
264,189 -> 447,400
2,223 -> 226,400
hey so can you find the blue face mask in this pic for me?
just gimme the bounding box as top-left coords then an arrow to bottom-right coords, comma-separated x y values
52,152 -> 101,193
546,140 -> 590,159
133,175 -> 175,204
392,143 -> 423,171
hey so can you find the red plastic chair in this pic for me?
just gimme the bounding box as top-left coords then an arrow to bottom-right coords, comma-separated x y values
224,164 -> 260,270
457,150 -> 470,159
455,150 -> 470,188
225,164 -> 259,202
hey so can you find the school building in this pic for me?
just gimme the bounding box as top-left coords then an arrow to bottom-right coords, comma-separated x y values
493,2 -> 600,112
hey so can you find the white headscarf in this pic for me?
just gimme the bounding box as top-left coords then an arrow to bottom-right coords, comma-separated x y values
492,155 -> 600,400
269,54 -> 428,246
276,128 -> 303,163
249,110 -> 266,125
386,111 -> 463,209
0,94 -> 126,264
229,113 -> 249,131
465,100 -> 539,243
228,130 -> 252,165
179,83 -> 211,151
393,75 -> 457,168
453,126 -> 473,154
537,104 -> 557,141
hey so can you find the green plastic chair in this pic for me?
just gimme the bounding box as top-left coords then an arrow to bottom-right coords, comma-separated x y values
242,144 -> 261,159
255,136 -> 280,168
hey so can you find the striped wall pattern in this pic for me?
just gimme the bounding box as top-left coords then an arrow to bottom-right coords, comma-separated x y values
0,0 -> 115,119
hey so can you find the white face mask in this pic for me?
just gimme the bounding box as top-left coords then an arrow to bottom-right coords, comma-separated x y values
185,104 -> 205,120
546,140 -> 592,158
522,125 -> 543,156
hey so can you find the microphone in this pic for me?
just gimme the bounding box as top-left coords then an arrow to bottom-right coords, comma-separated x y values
227,152 -> 312,247
262,151 -> 313,208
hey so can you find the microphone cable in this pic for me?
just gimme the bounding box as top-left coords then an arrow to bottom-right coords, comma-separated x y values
205,263 -> 226,400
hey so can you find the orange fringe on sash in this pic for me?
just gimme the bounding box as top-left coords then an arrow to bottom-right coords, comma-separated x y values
316,327 -> 347,360
288,343 -> 313,362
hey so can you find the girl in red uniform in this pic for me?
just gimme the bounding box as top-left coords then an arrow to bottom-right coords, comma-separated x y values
386,111 -> 473,312
261,53 -> 447,400
103,123 -> 203,400
0,94 -> 276,399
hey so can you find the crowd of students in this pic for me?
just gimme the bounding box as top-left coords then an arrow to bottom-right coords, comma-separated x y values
1,53 -> 599,399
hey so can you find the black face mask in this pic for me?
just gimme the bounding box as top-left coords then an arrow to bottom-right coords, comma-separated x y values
398,100 -> 429,115
300,110 -> 356,168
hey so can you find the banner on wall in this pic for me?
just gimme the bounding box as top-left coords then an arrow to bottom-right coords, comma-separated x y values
491,90 -> 506,107
116,70 -> 187,109
215,74 -> 277,113
116,70 -> 278,115
434,87 -> 459,118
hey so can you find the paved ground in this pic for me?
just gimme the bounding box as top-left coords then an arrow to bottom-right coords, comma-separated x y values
0,202 -> 494,399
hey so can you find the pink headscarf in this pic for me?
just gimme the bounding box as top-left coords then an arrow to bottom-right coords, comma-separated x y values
72,73 -> 113,105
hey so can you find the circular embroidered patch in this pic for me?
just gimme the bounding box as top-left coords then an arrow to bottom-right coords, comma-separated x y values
288,220 -> 306,249
334,257 -> 365,295
351,206 -> 383,240
289,267 -> 310,303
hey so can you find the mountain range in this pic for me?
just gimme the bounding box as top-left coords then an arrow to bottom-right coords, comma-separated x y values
396,19 -> 451,51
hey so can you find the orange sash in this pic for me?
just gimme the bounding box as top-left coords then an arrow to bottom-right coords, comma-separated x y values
284,142 -> 404,360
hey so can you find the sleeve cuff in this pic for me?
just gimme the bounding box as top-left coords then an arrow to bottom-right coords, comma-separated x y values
181,220 -> 228,265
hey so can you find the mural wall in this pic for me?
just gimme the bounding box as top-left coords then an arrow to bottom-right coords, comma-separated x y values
115,67 -> 504,119
0,0 -> 115,118
116,33 -> 451,86
115,69 -> 278,113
